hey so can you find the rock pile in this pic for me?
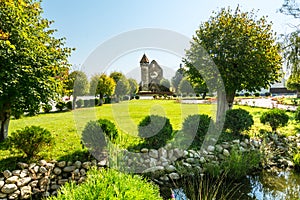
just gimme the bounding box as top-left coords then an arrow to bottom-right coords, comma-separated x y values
0,159 -> 107,200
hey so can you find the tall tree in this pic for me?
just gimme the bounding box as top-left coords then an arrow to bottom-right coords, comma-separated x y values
96,74 -> 116,106
109,71 -> 124,83
0,0 -> 72,141
128,78 -> 138,97
178,78 -> 194,96
114,76 -> 130,102
280,1 -> 300,97
171,67 -> 184,93
159,78 -> 171,92
67,71 -> 89,109
185,6 -> 282,115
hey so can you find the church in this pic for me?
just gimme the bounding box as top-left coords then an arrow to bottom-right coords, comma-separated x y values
139,54 -> 164,92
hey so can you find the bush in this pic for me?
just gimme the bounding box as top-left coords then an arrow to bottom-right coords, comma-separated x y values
182,114 -> 212,149
260,109 -> 289,132
254,92 -> 260,97
97,119 -> 119,141
94,98 -> 99,106
224,108 -> 254,135
295,106 -> 300,122
47,168 -> 163,200
81,121 -> 107,159
42,104 -> 52,113
244,92 -> 250,97
138,115 -> 173,149
104,97 -> 111,104
135,95 -> 140,99
66,101 -> 73,110
8,126 -> 54,158
293,153 -> 300,171
84,99 -> 90,107
76,99 -> 83,108
265,92 -> 271,97
55,101 -> 66,111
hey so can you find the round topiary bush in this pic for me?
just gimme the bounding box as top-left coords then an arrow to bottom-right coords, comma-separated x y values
224,108 -> 254,135
260,108 -> 289,132
8,126 -> 54,158
55,101 -> 66,111
66,101 -> 73,110
81,121 -> 107,159
84,99 -> 90,107
138,115 -> 173,149
42,103 -> 52,113
97,119 -> 119,141
182,114 -> 212,149
295,106 -> 300,122
76,99 -> 83,108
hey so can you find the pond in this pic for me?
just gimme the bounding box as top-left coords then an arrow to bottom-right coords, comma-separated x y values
164,170 -> 300,200
239,170 -> 300,200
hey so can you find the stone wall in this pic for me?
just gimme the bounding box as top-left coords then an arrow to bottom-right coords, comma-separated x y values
0,159 -> 107,200
1,134 -> 298,199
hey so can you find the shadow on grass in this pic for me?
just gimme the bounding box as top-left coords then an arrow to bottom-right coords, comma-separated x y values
57,149 -> 93,163
0,155 -> 28,172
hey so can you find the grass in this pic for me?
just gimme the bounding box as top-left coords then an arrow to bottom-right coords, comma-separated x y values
1,99 -> 299,171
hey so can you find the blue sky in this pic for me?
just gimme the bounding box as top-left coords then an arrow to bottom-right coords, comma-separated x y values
41,0 -> 298,79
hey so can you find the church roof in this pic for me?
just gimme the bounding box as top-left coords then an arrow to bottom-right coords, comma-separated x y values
140,54 -> 149,63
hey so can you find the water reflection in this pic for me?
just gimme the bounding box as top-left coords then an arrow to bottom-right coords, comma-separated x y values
242,170 -> 300,200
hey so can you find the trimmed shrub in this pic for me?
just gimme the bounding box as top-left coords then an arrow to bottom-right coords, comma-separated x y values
244,92 -> 250,97
76,99 -> 83,108
293,153 -> 300,171
66,101 -> 73,110
135,95 -> 140,99
84,99 -> 90,107
8,126 -> 54,158
254,92 -> 260,97
138,115 -> 173,149
260,109 -> 289,132
81,121 -> 107,159
104,97 -> 111,104
265,92 -> 271,97
182,114 -> 212,149
47,168 -> 163,200
42,104 -> 52,113
94,98 -> 99,106
295,106 -> 300,121
97,119 -> 119,141
55,101 -> 66,111
224,108 -> 254,135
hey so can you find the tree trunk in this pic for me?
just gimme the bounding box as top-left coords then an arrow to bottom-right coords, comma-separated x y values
0,103 -> 11,142
226,92 -> 235,110
72,96 -> 77,110
216,89 -> 228,125
99,93 -> 104,106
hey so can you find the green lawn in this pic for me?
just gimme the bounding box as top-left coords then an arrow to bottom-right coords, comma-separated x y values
1,99 -> 298,171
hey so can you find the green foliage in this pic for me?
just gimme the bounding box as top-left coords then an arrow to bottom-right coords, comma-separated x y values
221,147 -> 261,180
8,126 -> 54,158
76,99 -> 83,108
178,78 -> 194,95
83,99 -> 90,107
295,106 -> 300,121
66,71 -> 89,98
109,71 -> 124,83
47,168 -> 162,200
135,95 -> 140,99
159,78 -> 171,92
224,108 -> 254,135
115,76 -> 130,98
254,92 -> 260,97
42,104 -> 52,113
182,114 -> 212,149
293,153 -> 300,170
97,74 -> 116,105
55,101 -> 66,112
184,6 -> 282,109
0,0 -> 72,140
171,67 -> 185,93
138,115 -> 173,149
128,78 -> 138,95
81,121 -> 107,159
97,119 -> 119,141
265,92 -> 271,97
260,109 -> 289,132
245,92 -> 250,97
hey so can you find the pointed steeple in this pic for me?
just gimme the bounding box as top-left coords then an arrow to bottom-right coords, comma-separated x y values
140,53 -> 149,64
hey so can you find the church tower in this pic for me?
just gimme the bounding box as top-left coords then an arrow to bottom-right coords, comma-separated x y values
140,54 -> 149,91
